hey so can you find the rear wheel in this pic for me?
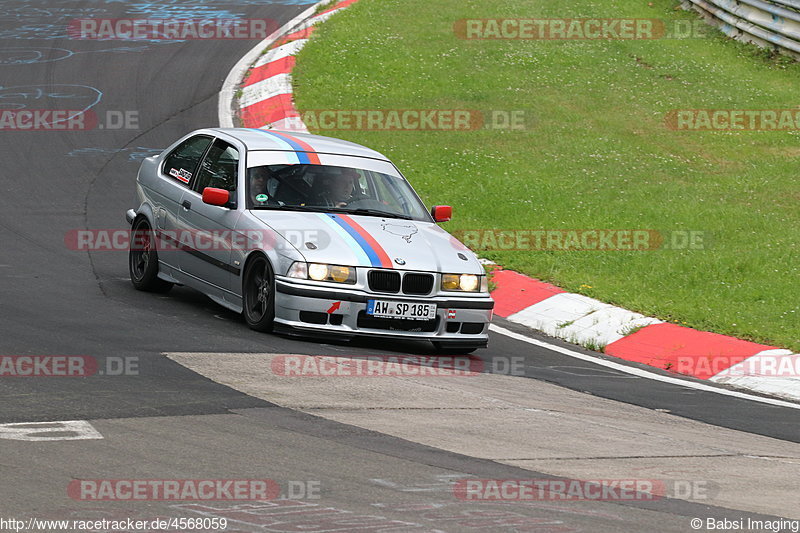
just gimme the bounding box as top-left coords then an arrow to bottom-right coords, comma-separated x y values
243,255 -> 275,332
129,217 -> 172,293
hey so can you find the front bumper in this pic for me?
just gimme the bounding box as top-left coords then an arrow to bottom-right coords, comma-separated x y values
274,278 -> 494,346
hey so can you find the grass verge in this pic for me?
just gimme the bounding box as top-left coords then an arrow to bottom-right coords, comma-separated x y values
293,0 -> 800,351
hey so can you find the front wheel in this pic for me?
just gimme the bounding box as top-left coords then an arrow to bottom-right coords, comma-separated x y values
129,217 -> 173,293
243,255 -> 275,332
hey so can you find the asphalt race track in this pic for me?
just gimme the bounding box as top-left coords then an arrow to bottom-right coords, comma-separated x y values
1,1 -> 799,531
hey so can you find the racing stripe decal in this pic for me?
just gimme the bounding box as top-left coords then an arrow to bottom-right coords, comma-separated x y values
269,130 -> 322,165
316,213 -> 371,266
248,128 -> 300,164
327,214 -> 393,268
251,129 -> 322,165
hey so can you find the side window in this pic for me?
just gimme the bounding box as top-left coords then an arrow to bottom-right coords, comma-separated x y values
194,140 -> 239,193
162,135 -> 212,186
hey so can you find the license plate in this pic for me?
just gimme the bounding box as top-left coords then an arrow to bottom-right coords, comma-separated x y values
367,300 -> 437,320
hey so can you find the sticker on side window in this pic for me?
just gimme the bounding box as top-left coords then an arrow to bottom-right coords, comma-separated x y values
169,168 -> 192,183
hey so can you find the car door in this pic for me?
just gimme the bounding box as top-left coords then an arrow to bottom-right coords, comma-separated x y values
153,134 -> 213,270
176,138 -> 242,294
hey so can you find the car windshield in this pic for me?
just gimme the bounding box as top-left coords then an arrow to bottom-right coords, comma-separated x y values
246,164 -> 431,221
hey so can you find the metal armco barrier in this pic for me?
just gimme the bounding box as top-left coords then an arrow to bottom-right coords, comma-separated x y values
682,0 -> 800,59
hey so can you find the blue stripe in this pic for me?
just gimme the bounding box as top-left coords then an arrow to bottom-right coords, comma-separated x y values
315,214 -> 371,266
326,214 -> 381,267
266,131 -> 312,164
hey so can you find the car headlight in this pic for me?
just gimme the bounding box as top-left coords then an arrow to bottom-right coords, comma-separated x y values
287,262 -> 356,284
441,273 -> 483,292
287,262 -> 308,279
308,263 -> 328,281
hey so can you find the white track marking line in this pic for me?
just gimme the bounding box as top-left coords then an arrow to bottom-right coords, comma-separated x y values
490,324 -> 800,410
0,420 -> 103,441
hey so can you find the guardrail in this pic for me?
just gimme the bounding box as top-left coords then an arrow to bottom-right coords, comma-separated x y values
682,0 -> 800,59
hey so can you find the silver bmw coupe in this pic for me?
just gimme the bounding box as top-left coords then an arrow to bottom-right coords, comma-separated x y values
126,128 -> 493,352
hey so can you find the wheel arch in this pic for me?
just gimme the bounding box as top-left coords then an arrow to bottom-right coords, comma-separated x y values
241,250 -> 274,288
131,202 -> 156,228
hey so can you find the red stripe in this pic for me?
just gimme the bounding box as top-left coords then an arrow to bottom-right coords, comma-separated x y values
240,94 -> 298,128
245,56 -> 295,87
490,270 -> 565,317
338,214 -> 393,268
604,323 -> 774,379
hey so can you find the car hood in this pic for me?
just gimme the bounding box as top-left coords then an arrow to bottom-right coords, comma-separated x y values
249,210 -> 482,274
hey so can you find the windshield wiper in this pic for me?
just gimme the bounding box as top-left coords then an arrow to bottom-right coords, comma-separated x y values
250,205 -> 329,212
251,205 -> 415,220
326,208 -> 413,220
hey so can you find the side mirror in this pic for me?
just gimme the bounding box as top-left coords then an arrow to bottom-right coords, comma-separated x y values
202,187 -> 232,207
431,205 -> 452,223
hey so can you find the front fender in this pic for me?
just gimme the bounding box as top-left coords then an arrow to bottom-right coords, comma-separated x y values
130,198 -> 155,228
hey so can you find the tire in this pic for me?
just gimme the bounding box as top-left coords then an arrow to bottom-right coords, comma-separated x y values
243,254 -> 275,332
432,342 -> 482,355
129,217 -> 173,293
